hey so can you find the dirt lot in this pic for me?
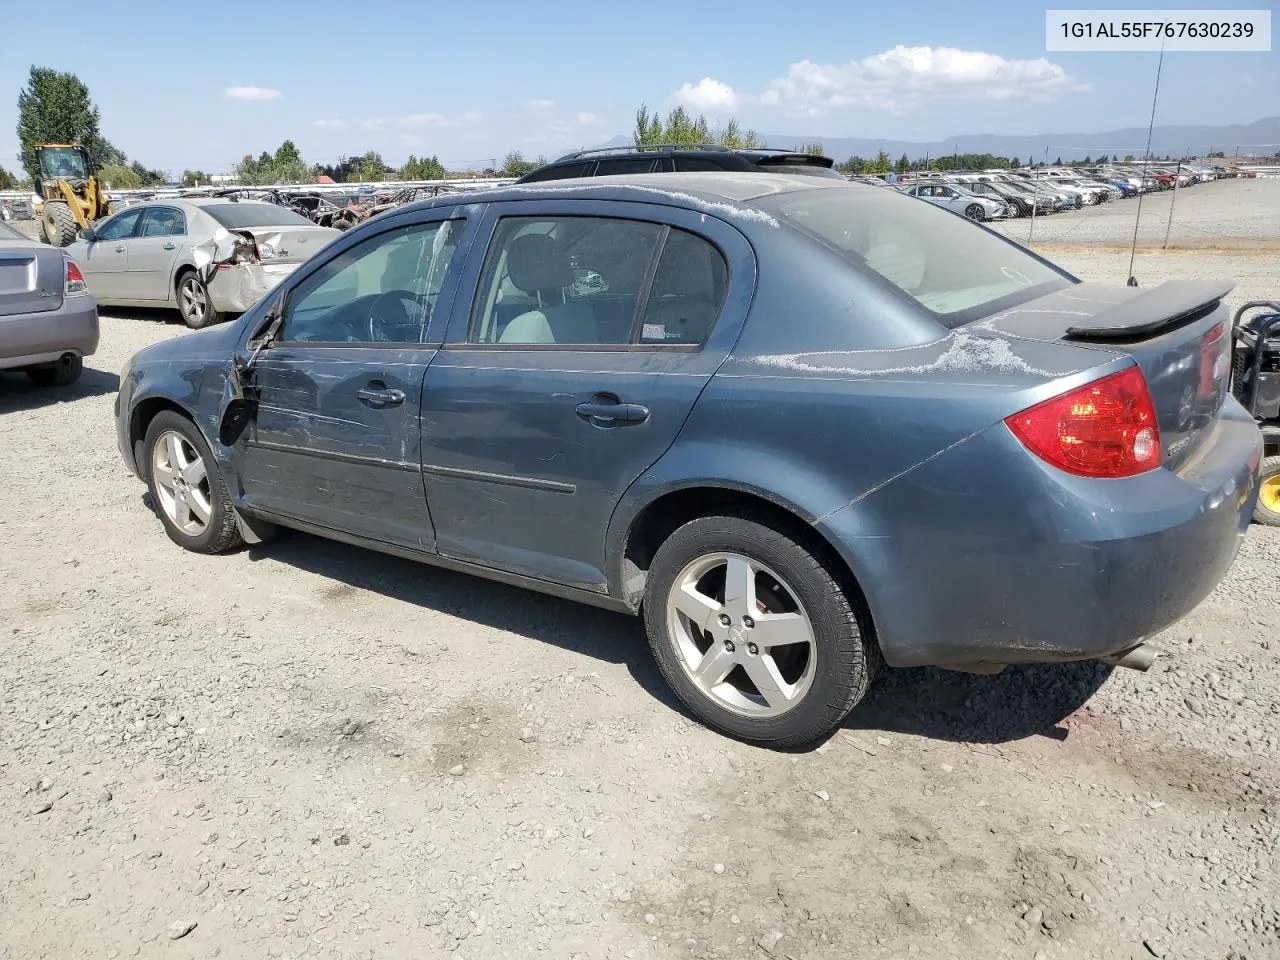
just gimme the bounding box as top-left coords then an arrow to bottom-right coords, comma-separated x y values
2,185 -> 1278,960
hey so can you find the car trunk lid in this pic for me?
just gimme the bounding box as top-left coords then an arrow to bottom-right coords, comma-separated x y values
983,280 -> 1234,471
0,241 -> 63,316
233,225 -> 338,264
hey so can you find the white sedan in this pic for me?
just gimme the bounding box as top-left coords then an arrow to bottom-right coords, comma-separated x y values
902,183 -> 1009,221
65,199 -> 340,328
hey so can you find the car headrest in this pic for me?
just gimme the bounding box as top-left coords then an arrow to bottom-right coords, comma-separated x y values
507,234 -> 573,294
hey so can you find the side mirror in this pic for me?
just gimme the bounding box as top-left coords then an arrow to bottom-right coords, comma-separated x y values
79,226 -> 97,242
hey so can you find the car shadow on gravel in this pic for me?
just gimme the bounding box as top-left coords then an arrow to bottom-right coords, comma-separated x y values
840,660 -> 1113,746
244,529 -> 684,712
0,367 -> 119,413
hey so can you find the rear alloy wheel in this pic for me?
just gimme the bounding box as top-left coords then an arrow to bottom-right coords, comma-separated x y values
143,411 -> 242,554
964,203 -> 986,222
644,514 -> 875,747
1255,455 -> 1280,527
177,271 -> 223,329
24,354 -> 82,387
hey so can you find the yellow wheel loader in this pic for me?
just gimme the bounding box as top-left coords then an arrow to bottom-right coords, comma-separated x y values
34,144 -> 111,247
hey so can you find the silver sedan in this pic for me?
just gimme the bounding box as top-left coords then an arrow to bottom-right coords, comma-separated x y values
902,183 -> 1009,221
65,199 -> 340,328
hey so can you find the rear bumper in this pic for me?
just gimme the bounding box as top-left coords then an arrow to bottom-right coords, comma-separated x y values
0,296 -> 99,370
207,261 -> 301,314
821,399 -> 1262,670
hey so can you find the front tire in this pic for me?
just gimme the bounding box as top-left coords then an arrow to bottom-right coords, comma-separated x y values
964,203 -> 985,222
176,271 -> 223,329
43,202 -> 78,246
143,411 -> 243,554
643,514 -> 875,747
1255,454 -> 1280,527
25,354 -> 82,386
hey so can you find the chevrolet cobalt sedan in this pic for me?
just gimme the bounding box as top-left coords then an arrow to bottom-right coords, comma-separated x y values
114,173 -> 1262,746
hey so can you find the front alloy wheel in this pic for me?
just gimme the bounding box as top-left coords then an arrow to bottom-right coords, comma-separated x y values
964,203 -> 986,221
151,430 -> 214,537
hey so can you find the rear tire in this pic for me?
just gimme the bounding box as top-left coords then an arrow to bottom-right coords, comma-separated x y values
176,270 -> 223,329
642,513 -> 875,748
1255,454 -> 1280,527
43,202 -> 79,247
25,354 -> 82,387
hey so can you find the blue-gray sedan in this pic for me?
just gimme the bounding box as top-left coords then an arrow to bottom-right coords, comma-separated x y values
113,173 -> 1262,746
1,219 -> 99,386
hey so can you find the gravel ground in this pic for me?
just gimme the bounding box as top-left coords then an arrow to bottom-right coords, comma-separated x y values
2,242 -> 1278,960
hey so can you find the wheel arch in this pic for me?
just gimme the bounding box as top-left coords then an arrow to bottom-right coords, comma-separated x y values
611,482 -> 878,643
129,396 -> 200,482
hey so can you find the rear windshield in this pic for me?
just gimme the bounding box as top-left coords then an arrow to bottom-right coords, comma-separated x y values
757,186 -> 1071,327
200,202 -> 315,229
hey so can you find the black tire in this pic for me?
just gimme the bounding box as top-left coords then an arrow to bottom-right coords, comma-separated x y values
642,513 -> 875,748
1255,454 -> 1280,527
175,270 -> 223,329
142,410 -> 243,554
333,218 -> 353,231
24,354 -> 82,387
964,203 -> 985,222
43,201 -> 79,247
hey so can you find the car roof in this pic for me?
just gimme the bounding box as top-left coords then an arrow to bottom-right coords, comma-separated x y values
414,171 -> 848,215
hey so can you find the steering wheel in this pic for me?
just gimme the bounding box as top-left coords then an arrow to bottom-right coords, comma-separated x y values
367,289 -> 421,343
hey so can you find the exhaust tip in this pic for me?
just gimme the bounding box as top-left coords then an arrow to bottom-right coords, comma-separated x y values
1100,644 -> 1159,672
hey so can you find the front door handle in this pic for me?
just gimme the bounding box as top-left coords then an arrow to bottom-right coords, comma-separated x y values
114,245 -> 126,253
575,394 -> 650,426
162,242 -> 176,250
356,385 -> 406,408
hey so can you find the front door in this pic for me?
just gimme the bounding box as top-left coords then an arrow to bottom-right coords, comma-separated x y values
77,207 -> 143,300
129,205 -> 188,301
232,214 -> 470,551
421,200 -> 754,590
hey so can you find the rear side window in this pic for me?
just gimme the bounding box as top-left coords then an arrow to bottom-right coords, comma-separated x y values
759,187 -> 1070,326
519,162 -> 589,183
593,158 -> 658,176
639,229 -> 728,344
675,156 -> 729,172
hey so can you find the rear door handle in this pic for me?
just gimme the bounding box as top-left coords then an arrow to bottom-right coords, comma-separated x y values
114,245 -> 126,253
356,385 -> 406,408
162,242 -> 176,251
575,396 -> 650,426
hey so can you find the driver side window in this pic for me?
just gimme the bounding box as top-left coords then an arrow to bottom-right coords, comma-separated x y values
282,219 -> 463,344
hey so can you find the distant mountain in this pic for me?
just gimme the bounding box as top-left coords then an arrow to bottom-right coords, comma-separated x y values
590,117 -> 1280,162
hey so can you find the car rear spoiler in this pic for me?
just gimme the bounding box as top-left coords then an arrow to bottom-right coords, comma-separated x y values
1064,280 -> 1234,340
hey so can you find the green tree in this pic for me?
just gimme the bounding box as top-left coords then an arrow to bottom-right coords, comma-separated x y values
499,151 -> 545,178
274,140 -> 301,165
838,155 -> 868,175
1123,154 -> 1135,162
1010,156 -> 1021,168
895,152 -> 909,173
867,150 -> 892,174
346,151 -> 386,183
795,142 -> 825,156
97,162 -> 141,189
401,154 -> 448,180
181,169 -> 210,187
16,66 -> 124,183
633,103 -> 762,148
129,160 -> 167,185
0,164 -> 17,190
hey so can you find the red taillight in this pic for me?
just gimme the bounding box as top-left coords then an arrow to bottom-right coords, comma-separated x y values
1005,366 -> 1161,478
1198,321 -> 1226,397
64,257 -> 87,296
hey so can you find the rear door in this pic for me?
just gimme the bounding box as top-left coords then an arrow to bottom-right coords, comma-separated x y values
420,200 -> 755,590
129,205 -> 188,301
76,207 -> 143,300
233,212 -> 472,550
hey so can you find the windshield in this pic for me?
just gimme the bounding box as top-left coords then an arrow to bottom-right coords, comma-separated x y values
39,147 -> 88,181
200,202 -> 315,229
757,186 -> 1072,326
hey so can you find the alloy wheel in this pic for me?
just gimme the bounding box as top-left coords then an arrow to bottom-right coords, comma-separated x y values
666,552 -> 817,718
151,430 -> 213,536
180,277 -> 208,324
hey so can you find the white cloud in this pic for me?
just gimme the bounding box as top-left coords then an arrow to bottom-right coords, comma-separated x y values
225,85 -> 281,102
362,118 -> 387,130
760,46 -> 1082,115
313,118 -> 346,129
575,112 -> 600,126
399,112 -> 454,127
526,99 -> 555,110
672,77 -> 738,113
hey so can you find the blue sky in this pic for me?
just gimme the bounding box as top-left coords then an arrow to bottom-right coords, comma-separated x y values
1,0 -> 1275,175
